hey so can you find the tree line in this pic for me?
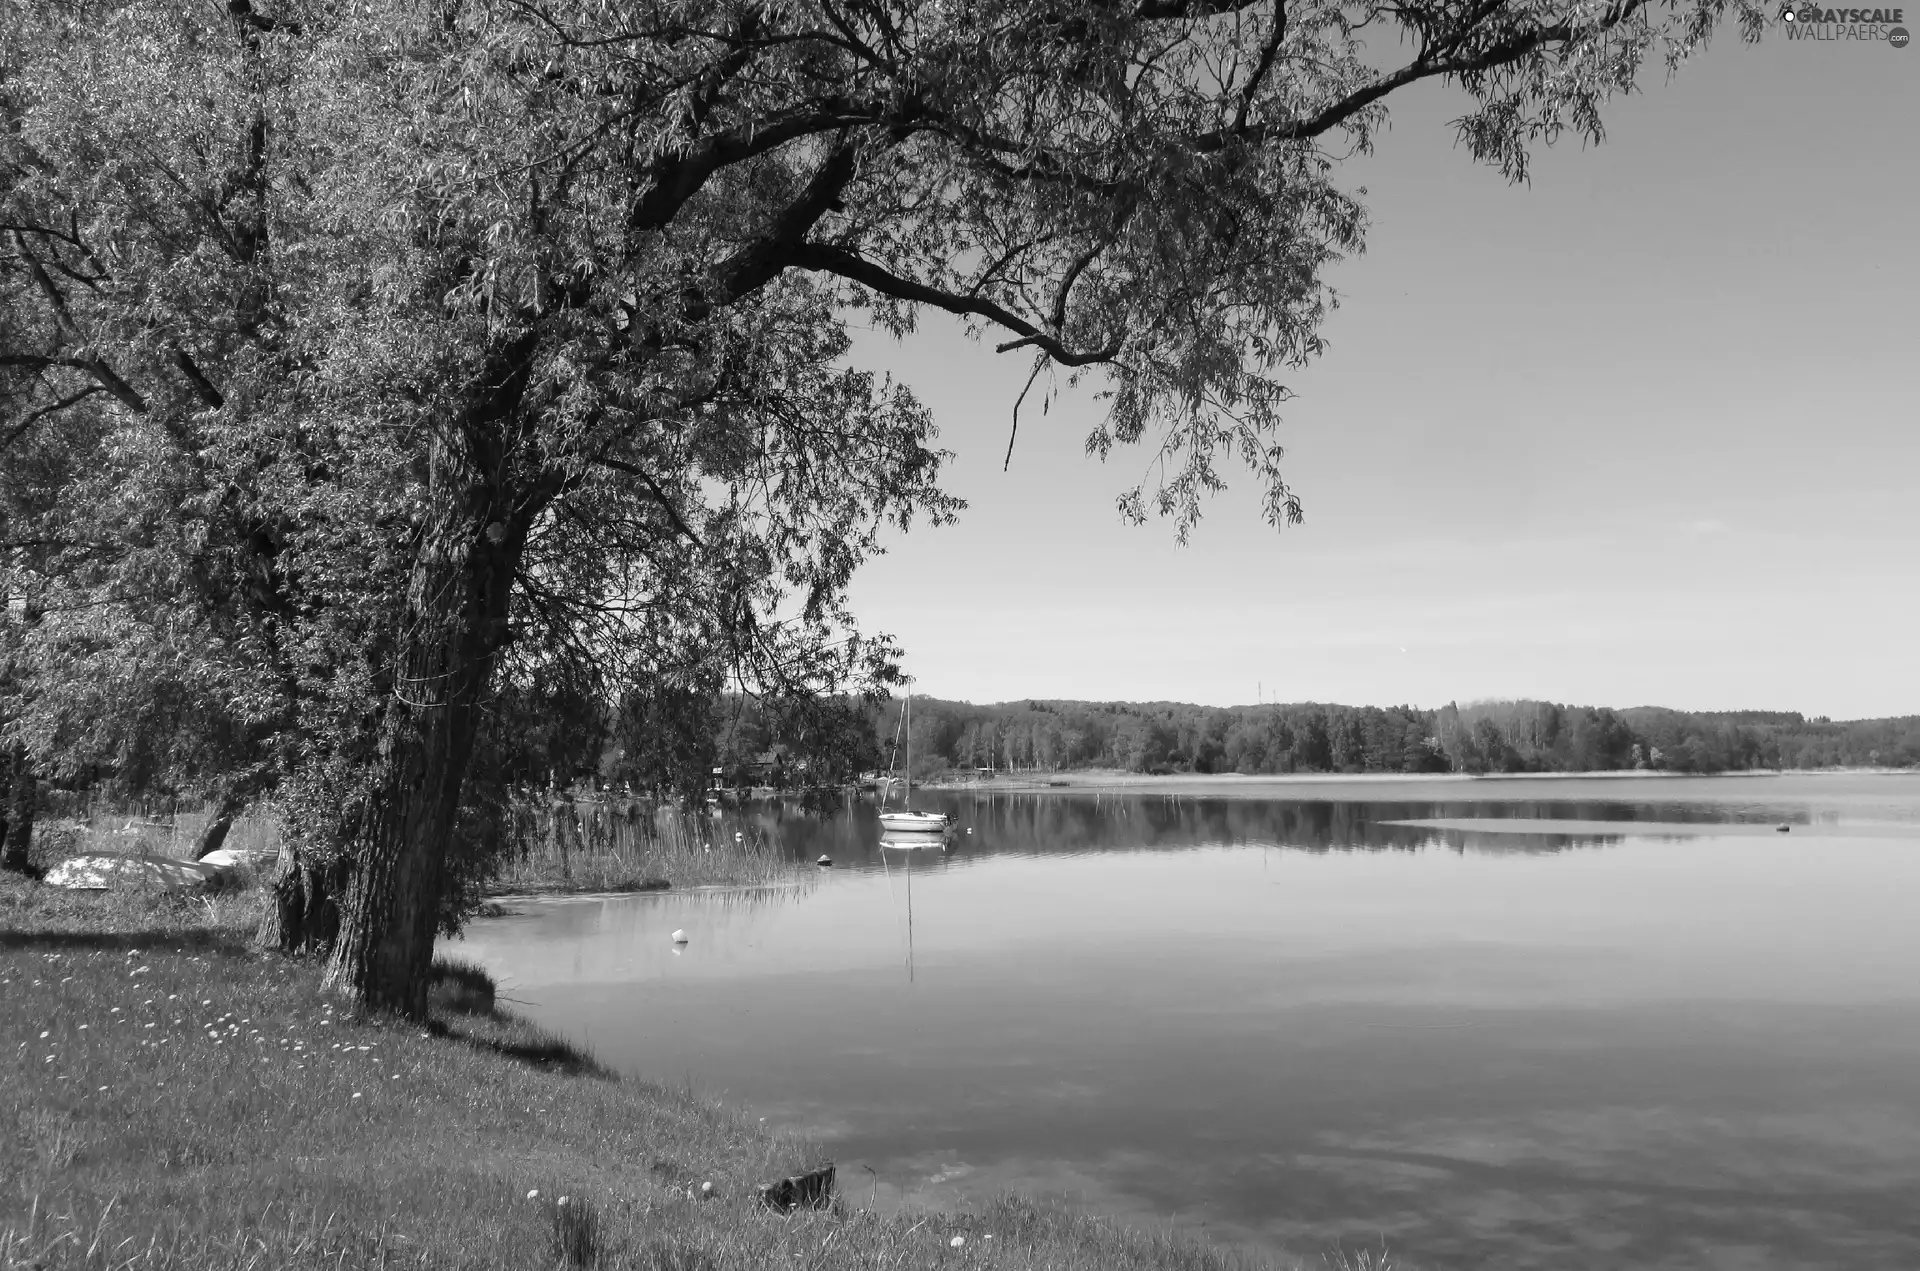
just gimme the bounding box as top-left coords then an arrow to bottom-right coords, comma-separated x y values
874,697 -> 1920,778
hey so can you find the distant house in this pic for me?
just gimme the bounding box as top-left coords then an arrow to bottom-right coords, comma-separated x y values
742,748 -> 790,786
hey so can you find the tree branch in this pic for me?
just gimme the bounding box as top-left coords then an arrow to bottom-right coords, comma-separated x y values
704,142 -> 862,309
171,350 -> 226,409
0,354 -> 148,415
1,384 -> 105,452
629,102 -> 897,234
590,455 -> 705,546
787,244 -> 1124,368
1198,0 -> 1649,150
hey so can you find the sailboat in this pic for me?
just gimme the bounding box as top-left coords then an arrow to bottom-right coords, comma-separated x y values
877,678 -> 951,836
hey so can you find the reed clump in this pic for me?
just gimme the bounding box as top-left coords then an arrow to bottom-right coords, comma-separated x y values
487,795 -> 794,894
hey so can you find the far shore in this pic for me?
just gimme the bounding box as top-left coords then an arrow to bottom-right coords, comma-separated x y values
908,766 -> 1916,794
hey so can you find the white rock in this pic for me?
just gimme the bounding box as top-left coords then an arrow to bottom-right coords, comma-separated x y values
671,929 -> 688,944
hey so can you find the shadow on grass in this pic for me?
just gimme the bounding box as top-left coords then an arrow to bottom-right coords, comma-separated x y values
426,1014 -> 614,1078
0,927 -> 250,955
425,957 -> 613,1079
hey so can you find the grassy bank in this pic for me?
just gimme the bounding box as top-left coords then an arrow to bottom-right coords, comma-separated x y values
2,871 -> 1353,1271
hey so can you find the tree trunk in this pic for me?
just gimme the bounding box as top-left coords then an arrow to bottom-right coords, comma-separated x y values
319,418 -> 543,1017
2,743 -> 35,874
191,789 -> 245,860
257,842 -> 346,953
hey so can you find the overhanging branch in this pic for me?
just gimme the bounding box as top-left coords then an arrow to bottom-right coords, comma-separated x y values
787,244 -> 1124,368
590,455 -> 705,547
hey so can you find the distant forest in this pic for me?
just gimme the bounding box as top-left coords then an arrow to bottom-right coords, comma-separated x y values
816,698 -> 1920,781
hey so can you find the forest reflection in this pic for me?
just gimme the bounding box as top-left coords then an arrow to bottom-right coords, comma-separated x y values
744,792 -> 1801,870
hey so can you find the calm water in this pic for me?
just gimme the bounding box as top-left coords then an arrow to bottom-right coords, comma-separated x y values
446,774 -> 1920,1270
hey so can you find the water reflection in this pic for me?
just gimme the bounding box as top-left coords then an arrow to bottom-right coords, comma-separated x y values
750,786 -> 1882,869
450,775 -> 1920,1271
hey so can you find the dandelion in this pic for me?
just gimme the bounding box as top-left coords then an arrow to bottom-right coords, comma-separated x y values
528,1190 -> 541,1201
950,1236 -> 965,1248
557,1196 -> 570,1207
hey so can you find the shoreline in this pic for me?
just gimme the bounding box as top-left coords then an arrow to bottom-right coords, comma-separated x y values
909,766 -> 1916,793
5,873 -> 1291,1271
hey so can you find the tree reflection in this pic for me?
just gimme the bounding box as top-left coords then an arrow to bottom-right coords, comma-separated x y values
736,792 -> 1796,869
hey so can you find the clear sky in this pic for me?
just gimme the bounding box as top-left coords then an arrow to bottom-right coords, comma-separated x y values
842,27 -> 1919,720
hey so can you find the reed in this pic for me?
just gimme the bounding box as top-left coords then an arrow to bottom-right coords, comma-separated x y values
487,796 -> 798,893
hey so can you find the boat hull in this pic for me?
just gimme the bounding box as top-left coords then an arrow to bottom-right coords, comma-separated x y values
877,811 -> 951,835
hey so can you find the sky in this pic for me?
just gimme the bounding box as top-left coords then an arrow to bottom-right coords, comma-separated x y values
841,24 -> 1919,720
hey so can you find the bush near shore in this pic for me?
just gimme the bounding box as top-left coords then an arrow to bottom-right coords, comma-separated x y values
1,871 -> 1348,1271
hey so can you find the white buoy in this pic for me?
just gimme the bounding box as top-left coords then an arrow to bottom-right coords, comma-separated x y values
671,929 -> 688,944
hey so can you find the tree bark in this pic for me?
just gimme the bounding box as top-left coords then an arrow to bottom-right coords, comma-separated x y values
1,743 -> 35,874
319,420 -> 542,1017
257,841 -> 346,953
191,789 -> 246,860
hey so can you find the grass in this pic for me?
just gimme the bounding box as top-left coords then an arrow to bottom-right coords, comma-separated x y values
0,869 -> 1352,1271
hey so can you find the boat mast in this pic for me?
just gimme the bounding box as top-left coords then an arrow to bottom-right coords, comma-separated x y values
904,678 -> 912,809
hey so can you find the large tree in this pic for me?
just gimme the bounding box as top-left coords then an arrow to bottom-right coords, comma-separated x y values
3,0 -> 1764,1012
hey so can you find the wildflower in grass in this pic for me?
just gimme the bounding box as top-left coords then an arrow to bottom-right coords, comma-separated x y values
527,1190 -> 540,1200
951,1236 -> 965,1248
39,1031 -> 48,1039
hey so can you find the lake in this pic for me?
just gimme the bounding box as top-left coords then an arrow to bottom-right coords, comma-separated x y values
444,773 -> 1920,1270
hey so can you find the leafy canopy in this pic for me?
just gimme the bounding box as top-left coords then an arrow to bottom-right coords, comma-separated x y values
3,0 -> 1766,797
